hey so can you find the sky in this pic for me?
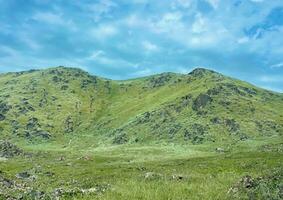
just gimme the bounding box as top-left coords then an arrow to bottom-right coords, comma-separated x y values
0,0 -> 282,92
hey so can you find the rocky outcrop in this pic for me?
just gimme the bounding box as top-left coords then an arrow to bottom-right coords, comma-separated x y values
0,141 -> 23,158
192,94 -> 212,111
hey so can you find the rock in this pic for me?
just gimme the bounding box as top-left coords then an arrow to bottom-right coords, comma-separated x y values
192,94 -> 212,111
136,112 -> 151,124
225,119 -> 240,132
64,116 -> 74,133
171,174 -> 187,181
0,101 -> 11,114
0,114 -> 5,121
52,76 -> 62,83
188,68 -> 215,77
15,171 -> 31,179
168,123 -> 182,138
215,147 -> 225,153
242,87 -> 257,95
207,86 -> 223,96
180,94 -> 192,107
223,83 -> 246,96
144,172 -> 162,180
53,184 -> 110,198
113,133 -> 128,144
184,124 -> 207,144
0,175 -> 14,188
34,130 -> 51,139
27,190 -> 46,200
210,117 -> 221,124
81,79 -> 92,89
26,118 -> 40,130
79,155 -> 92,161
61,85 -> 68,90
148,73 -> 172,88
0,140 -> 23,158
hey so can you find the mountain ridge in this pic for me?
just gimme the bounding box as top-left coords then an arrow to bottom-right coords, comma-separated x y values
0,66 -> 282,145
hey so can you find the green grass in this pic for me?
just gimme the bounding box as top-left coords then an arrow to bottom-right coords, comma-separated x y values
0,67 -> 282,145
0,67 -> 282,199
1,136 -> 282,199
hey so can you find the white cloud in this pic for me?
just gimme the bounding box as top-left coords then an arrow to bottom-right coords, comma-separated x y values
154,12 -> 183,33
270,62 -> 283,69
237,37 -> 249,44
33,12 -> 65,25
192,14 -> 206,33
90,24 -> 118,39
88,50 -> 106,59
32,11 -> 76,31
142,41 -> 159,52
87,50 -> 136,69
87,0 -> 117,22
206,0 -> 220,9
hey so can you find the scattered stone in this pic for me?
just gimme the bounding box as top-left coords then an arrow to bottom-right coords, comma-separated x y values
259,143 -> 283,153
79,155 -> 92,161
0,114 -> 5,121
210,117 -> 221,124
144,172 -> 163,180
0,101 -> 11,114
26,118 -> 40,130
171,174 -> 187,181
215,147 -> 225,153
44,171 -> 55,177
53,184 -> 111,198
113,133 -> 128,144
192,94 -> 212,111
225,119 -> 240,133
148,73 -> 172,88
184,124 -> 207,144
61,85 -> 68,90
228,169 -> 283,199
64,116 -> 74,133
15,171 -> 31,179
0,141 -> 23,158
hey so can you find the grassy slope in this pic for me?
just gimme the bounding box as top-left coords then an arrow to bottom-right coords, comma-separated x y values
1,137 -> 282,199
0,67 -> 282,199
0,67 -> 282,145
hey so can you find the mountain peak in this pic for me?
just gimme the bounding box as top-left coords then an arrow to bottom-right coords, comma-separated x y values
188,68 -> 218,77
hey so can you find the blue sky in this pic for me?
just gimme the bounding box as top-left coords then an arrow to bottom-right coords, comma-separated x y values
0,0 -> 282,92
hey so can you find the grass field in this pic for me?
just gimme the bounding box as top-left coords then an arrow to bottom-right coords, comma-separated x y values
1,136 -> 282,199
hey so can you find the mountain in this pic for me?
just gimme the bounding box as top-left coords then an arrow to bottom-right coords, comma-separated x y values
0,66 -> 282,145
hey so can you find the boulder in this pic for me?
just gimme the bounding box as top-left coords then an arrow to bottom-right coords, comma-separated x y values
192,94 -> 212,111
144,172 -> 163,180
0,114 -> 5,121
171,174 -> 187,181
113,133 -> 128,144
0,140 -> 23,158
64,116 -> 74,133
225,119 -> 240,132
215,147 -> 225,153
15,171 -> 31,179
26,117 -> 40,130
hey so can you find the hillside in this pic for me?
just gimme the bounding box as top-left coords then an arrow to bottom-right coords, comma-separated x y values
0,67 -> 282,200
0,66 -> 282,145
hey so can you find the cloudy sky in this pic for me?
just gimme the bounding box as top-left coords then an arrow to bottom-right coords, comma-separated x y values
0,0 -> 282,92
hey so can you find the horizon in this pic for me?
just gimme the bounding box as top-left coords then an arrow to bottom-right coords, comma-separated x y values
1,66 -> 282,94
0,0 -> 283,92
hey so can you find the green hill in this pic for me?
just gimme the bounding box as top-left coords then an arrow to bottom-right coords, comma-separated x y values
0,66 -> 282,145
0,66 -> 282,200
